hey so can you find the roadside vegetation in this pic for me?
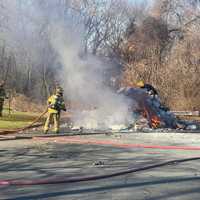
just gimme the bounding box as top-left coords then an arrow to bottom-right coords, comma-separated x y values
0,108 -> 44,130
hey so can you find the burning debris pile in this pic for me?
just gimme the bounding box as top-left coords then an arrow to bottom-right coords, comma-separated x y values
119,87 -> 177,129
119,87 -> 200,131
63,87 -> 200,133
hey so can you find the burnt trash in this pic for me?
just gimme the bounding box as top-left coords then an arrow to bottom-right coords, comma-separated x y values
177,120 -> 200,131
186,124 -> 198,130
119,87 -> 200,131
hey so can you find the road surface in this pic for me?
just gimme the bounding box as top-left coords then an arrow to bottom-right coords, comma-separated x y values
0,131 -> 200,200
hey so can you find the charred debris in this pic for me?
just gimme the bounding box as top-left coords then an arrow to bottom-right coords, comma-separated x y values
119,87 -> 200,132
68,87 -> 200,133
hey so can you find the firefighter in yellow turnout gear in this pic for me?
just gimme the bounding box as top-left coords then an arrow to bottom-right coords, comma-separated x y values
44,87 -> 66,134
0,81 -> 7,117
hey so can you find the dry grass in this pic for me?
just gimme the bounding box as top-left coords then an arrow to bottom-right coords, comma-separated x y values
6,94 -> 45,113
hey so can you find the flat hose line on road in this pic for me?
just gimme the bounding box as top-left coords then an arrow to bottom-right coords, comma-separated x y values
0,157 -> 200,186
34,136 -> 200,151
0,132 -> 110,141
1,134 -> 200,151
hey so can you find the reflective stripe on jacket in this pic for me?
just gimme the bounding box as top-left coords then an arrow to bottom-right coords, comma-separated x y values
47,95 -> 66,114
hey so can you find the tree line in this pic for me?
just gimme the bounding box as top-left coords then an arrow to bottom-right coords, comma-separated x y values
0,0 -> 200,110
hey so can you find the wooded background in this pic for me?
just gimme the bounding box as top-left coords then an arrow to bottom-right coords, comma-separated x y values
0,0 -> 199,110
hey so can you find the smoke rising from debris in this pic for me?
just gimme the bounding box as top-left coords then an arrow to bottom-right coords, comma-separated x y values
0,0 -> 135,128
49,22 -> 134,129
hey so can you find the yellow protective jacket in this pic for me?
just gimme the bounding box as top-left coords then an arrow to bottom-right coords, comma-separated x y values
47,94 -> 66,114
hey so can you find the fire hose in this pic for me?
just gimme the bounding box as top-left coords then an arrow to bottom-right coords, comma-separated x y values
0,109 -> 48,135
0,157 -> 200,186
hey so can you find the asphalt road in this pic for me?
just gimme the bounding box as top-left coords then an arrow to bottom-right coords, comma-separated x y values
0,132 -> 200,200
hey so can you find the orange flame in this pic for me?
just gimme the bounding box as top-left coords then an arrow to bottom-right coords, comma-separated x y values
142,107 -> 161,129
151,116 -> 161,128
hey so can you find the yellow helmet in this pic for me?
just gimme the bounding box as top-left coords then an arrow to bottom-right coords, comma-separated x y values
136,81 -> 144,87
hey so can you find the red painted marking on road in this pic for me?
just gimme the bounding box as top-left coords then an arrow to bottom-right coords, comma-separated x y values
34,136 -> 200,151
0,181 -> 10,185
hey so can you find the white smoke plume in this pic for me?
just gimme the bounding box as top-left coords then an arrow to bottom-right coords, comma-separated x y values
49,22 -> 134,129
0,0 -> 135,129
